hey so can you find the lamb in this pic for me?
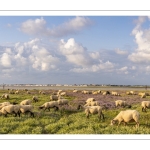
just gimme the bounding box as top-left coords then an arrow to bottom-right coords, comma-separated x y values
39,101 -> 59,111
0,93 -> 10,99
110,109 -> 140,128
141,101 -> 150,112
19,105 -> 34,117
32,96 -> 38,103
115,100 -> 131,108
0,104 -> 21,117
20,99 -> 32,105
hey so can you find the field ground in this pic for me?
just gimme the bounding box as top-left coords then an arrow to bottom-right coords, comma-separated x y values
0,86 -> 150,134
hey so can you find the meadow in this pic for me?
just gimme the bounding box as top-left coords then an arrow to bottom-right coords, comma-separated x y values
0,86 -> 150,134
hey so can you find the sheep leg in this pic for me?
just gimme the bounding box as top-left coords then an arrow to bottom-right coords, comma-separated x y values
30,111 -> 34,117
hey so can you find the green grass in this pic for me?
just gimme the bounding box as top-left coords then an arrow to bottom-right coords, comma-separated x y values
0,89 -> 150,134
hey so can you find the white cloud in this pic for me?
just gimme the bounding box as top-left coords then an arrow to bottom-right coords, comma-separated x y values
128,16 -> 150,64
115,48 -> 128,55
20,17 -> 93,37
0,53 -> 12,68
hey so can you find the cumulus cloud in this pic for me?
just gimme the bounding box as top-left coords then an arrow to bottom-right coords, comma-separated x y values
115,48 -> 128,55
59,38 -> 115,72
128,16 -> 150,64
20,16 -> 93,37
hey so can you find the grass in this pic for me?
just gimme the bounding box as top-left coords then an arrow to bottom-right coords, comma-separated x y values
0,88 -> 150,134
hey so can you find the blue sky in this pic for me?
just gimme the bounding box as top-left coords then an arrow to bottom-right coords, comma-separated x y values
0,15 -> 150,85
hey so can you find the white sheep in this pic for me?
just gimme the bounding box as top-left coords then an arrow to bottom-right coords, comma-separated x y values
141,101 -> 150,112
115,100 -> 131,108
39,101 -> 59,111
20,99 -> 32,105
19,105 -> 34,117
0,102 -> 11,109
0,104 -> 21,117
32,96 -> 38,103
110,109 -> 140,128
84,101 -> 100,107
86,98 -> 95,103
1,93 -> 10,99
57,99 -> 69,105
85,106 -> 105,120
50,95 -> 61,101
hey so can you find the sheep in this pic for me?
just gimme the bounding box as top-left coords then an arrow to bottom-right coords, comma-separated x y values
92,90 -> 101,95
85,106 -> 105,120
141,101 -> 150,112
26,91 -> 31,94
15,90 -> 19,94
82,90 -> 92,94
59,92 -> 67,96
0,102 -> 11,109
19,105 -> 34,117
115,100 -> 131,108
86,98 -> 96,103
84,100 -> 100,107
73,89 -> 78,93
140,93 -> 149,98
102,91 -> 110,95
57,99 -> 69,106
110,109 -> 140,128
112,91 -> 120,96
39,101 -> 59,111
0,104 -> 21,117
32,96 -> 38,103
50,95 -> 61,101
0,93 -> 9,99
20,99 -> 32,105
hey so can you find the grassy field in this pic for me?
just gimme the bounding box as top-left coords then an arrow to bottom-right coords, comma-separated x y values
0,86 -> 150,134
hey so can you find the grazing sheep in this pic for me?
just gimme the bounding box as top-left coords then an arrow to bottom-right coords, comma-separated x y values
110,109 -> 140,128
0,102 -> 11,109
0,104 -> 21,117
115,100 -> 131,108
57,99 -> 69,105
82,90 -> 92,94
15,90 -> 19,94
0,94 -> 10,99
20,99 -> 32,105
141,101 -> 150,112
73,89 -> 78,93
19,105 -> 34,117
103,91 -> 110,95
112,91 -> 120,96
26,91 -> 31,94
39,101 -> 59,111
92,90 -> 101,95
50,95 -> 61,101
78,105 -> 105,120
59,92 -> 67,96
86,98 -> 96,103
32,96 -> 38,103
84,101 -> 100,107
85,106 -> 104,120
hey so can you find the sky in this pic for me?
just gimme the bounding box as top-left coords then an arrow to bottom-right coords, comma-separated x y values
0,15 -> 150,85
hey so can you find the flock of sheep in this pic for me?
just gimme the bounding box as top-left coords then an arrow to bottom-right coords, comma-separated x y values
0,88 -> 150,129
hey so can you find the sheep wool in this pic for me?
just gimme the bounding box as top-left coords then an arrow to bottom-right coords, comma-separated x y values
110,109 -> 140,128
